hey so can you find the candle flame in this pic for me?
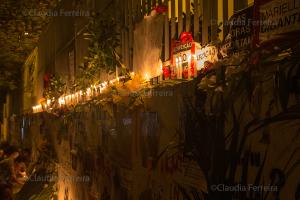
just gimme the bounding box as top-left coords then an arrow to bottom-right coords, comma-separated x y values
145,73 -> 149,81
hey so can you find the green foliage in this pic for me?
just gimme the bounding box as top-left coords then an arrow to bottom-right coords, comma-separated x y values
0,69 -> 18,89
43,75 -> 66,100
76,14 -> 122,89
0,0 -> 58,90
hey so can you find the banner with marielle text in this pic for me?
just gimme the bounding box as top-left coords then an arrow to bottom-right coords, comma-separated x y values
255,0 -> 300,44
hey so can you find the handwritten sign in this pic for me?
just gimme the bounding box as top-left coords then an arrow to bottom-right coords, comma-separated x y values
221,6 -> 254,56
195,44 -> 218,70
258,0 -> 300,43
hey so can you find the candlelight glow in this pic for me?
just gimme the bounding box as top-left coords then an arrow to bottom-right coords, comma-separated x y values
47,99 -> 51,105
86,88 -> 91,97
31,75 -> 132,113
145,73 -> 150,81
130,72 -> 135,78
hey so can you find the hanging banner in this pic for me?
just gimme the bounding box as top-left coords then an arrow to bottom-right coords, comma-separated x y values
133,15 -> 164,78
256,0 -> 300,44
221,6 -> 254,56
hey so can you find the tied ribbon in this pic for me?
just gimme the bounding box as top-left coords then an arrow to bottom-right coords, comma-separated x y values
163,66 -> 170,78
180,32 -> 193,43
155,5 -> 167,14
43,73 -> 50,88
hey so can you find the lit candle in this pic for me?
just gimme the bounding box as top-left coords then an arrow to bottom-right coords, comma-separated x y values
175,58 -> 178,79
71,94 -> 75,104
178,57 -> 183,79
86,88 -> 91,100
160,63 -> 163,82
79,90 -> 83,101
90,85 -> 94,97
75,92 -> 79,103
188,55 -> 191,79
193,54 -> 197,78
59,97 -> 64,108
145,73 -> 149,82
130,72 -> 135,78
36,105 -> 42,112
93,85 -> 98,96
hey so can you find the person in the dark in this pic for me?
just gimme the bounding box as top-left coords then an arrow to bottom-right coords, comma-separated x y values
12,156 -> 28,194
20,148 -> 31,158
0,146 -> 20,185
0,142 -> 10,161
0,184 -> 13,200
0,146 -> 20,200
0,148 -> 4,161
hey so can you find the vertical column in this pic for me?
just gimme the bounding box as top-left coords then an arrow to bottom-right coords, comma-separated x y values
124,0 -> 130,67
164,0 -> 170,61
142,0 -> 147,16
228,0 -> 234,17
234,0 -> 238,11
132,0 -> 137,22
223,0 -> 229,39
211,0 -> 218,41
234,0 -> 247,12
171,0 -> 176,39
186,0 -> 191,32
194,0 -> 200,42
202,0 -> 210,44
152,0 -> 156,8
147,0 -> 151,14
178,0 -> 183,36
137,0 -> 142,20
129,0 -> 133,70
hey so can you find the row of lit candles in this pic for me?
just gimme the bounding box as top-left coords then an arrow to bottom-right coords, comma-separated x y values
32,61 -> 199,113
33,60 -> 197,114
174,54 -> 197,79
32,75 -> 127,113
32,99 -> 52,113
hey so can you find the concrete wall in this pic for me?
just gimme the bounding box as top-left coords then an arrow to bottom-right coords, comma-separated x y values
23,75 -> 300,200
25,81 -> 201,200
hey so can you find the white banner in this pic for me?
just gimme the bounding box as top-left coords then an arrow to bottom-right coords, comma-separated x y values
259,0 -> 300,42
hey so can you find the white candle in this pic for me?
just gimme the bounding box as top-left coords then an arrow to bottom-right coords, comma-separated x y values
93,85 -> 97,96
79,91 -> 83,101
86,88 -> 91,100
